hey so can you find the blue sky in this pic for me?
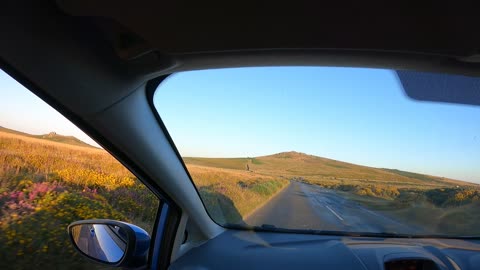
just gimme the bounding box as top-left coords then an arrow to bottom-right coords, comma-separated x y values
1,67 -> 479,182
154,67 -> 480,183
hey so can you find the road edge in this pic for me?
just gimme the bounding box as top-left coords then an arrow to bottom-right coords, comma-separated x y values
242,180 -> 292,221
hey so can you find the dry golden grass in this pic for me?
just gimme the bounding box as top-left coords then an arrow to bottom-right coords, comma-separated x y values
0,130 -> 158,268
0,131 -> 136,192
1,130 -> 289,225
253,155 -> 442,187
186,151 -> 473,191
0,131 -> 102,153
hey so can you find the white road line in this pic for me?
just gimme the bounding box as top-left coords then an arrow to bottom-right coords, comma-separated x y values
325,205 -> 344,221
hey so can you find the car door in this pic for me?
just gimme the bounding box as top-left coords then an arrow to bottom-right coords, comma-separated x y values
0,69 -> 180,270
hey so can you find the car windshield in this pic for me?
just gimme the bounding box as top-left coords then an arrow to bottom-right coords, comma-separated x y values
153,67 -> 480,237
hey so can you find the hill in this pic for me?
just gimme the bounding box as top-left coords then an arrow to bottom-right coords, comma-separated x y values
34,132 -> 94,148
184,151 -> 473,189
0,126 -> 96,148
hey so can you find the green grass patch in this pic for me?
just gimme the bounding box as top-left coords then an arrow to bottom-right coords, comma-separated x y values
251,158 -> 263,165
183,157 -> 250,170
250,180 -> 283,196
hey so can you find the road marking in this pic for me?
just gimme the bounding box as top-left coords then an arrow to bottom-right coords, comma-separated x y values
325,205 -> 344,221
304,185 -> 344,221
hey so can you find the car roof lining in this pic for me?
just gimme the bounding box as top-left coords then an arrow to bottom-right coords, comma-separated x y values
58,1 -> 480,55
3,1 -> 480,117
57,1 -> 480,73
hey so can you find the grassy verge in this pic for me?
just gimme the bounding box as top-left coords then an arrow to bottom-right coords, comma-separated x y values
187,164 -> 289,224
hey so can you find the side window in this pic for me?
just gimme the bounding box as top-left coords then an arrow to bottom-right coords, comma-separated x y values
0,70 -> 159,269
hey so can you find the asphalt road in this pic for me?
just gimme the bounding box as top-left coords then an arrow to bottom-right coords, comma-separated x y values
246,181 -> 422,234
76,225 -> 108,261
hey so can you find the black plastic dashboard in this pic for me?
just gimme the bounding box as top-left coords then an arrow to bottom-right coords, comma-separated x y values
170,230 -> 480,270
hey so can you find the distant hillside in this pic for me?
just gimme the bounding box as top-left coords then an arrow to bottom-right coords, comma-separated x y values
184,151 -> 474,188
183,157 -> 252,170
0,126 -> 96,148
0,126 -> 34,137
379,168 -> 465,186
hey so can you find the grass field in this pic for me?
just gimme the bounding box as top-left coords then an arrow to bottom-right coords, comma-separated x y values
0,128 -> 288,268
0,130 -> 157,269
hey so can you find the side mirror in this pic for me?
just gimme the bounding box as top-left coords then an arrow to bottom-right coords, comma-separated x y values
68,219 -> 150,268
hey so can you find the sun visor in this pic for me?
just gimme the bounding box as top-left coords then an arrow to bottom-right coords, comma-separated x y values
397,70 -> 480,106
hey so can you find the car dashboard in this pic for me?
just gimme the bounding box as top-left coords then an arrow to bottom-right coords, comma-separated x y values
170,230 -> 480,270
